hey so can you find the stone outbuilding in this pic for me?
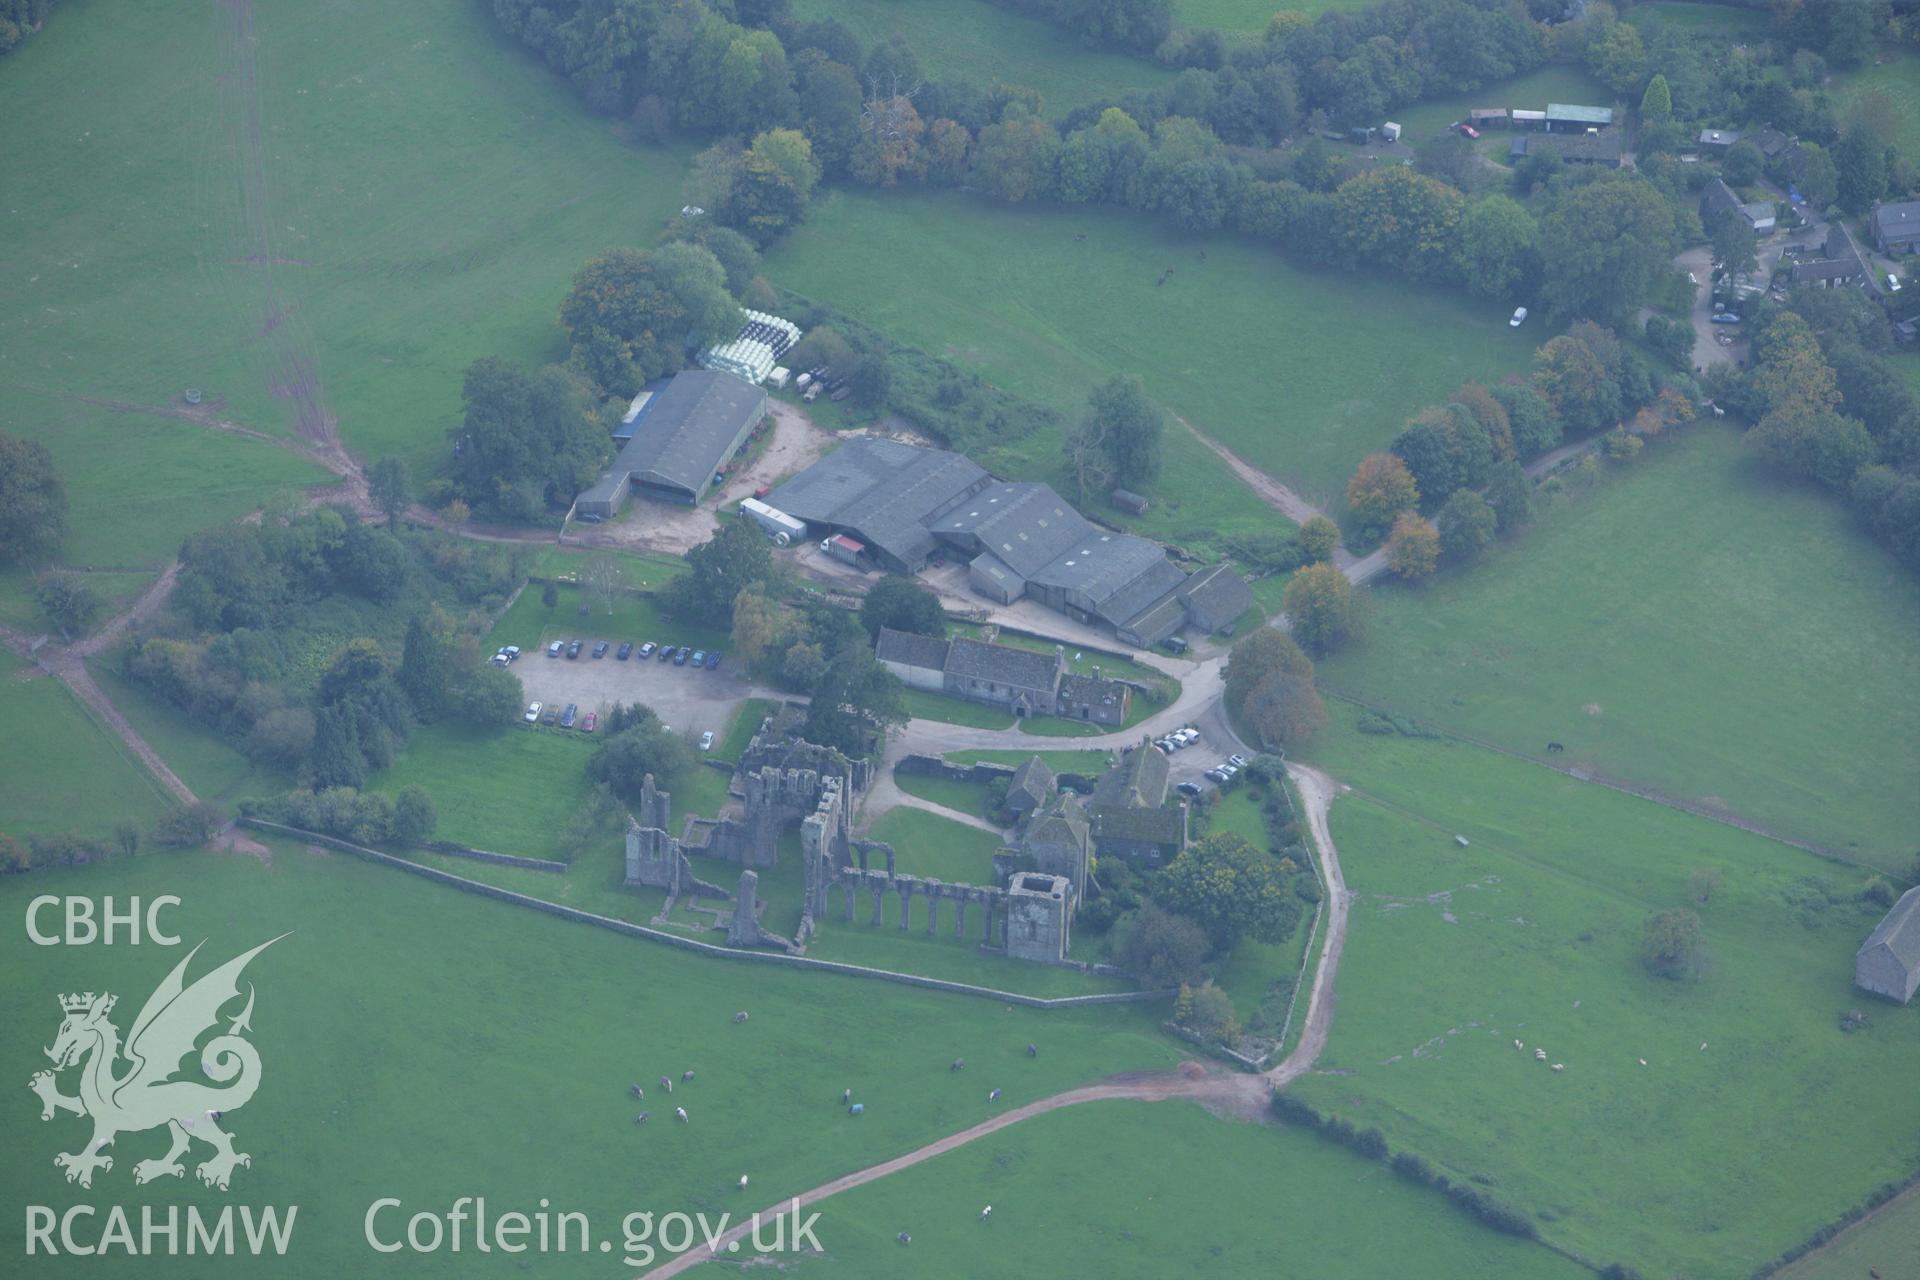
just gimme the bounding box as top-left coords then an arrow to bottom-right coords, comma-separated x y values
874,628 -> 1133,725
1855,886 -> 1920,1004
1003,756 -> 1056,820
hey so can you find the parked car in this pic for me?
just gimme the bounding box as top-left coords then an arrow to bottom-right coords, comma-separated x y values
1456,122 -> 1480,139
637,642 -> 656,658
592,641 -> 610,659
1176,781 -> 1204,798
691,649 -> 706,667
1204,768 -> 1227,783
560,703 -> 578,729
1890,273 -> 1904,293
547,641 -> 563,658
541,704 -> 559,725
699,731 -> 715,752
616,641 -> 633,660
1228,754 -> 1248,769
1711,312 -> 1742,325
582,712 -> 597,733
523,701 -> 542,723
1155,736 -> 1178,753
1509,306 -> 1528,328
1177,727 -> 1201,745
500,645 -> 520,662
490,651 -> 511,667
566,640 -> 582,659
673,646 -> 690,665
1218,763 -> 1239,778
704,651 -> 721,670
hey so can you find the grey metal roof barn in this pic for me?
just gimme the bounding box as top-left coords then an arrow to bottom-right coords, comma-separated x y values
576,370 -> 767,514
773,439 -> 1252,647
1546,103 -> 1613,129
1855,886 -> 1920,1004
767,438 -> 993,573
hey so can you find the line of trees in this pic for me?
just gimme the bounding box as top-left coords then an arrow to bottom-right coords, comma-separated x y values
1716,290 -> 1920,575
1341,322 -> 1700,586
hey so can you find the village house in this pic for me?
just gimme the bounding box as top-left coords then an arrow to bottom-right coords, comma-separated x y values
875,628 -> 1134,725
1855,886 -> 1920,1004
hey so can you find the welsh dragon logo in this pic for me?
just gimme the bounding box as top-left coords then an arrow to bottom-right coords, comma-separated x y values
28,936 -> 286,1191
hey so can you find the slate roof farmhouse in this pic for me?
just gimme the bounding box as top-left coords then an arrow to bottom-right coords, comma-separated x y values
1855,885 -> 1920,1004
775,439 -> 1252,647
1871,200 -> 1920,255
875,628 -> 1134,725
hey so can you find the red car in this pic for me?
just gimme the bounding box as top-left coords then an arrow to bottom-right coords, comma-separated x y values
581,712 -> 597,733
1455,123 -> 1481,139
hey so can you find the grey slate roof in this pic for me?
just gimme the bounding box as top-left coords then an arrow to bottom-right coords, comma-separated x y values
1178,562 -> 1255,630
1873,201 -> 1920,243
932,483 -> 1085,578
943,635 -> 1060,692
1753,126 -> 1791,158
1790,256 -> 1866,283
1007,756 -> 1056,810
1092,743 -> 1169,810
767,438 -> 991,570
1860,886 -> 1920,970
1702,177 -> 1743,222
1090,802 -> 1186,846
600,370 -> 765,499
874,627 -> 951,672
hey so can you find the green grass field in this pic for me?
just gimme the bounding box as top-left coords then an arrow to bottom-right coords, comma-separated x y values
804,1100 -> 1591,1279
771,186 -> 1535,509
0,846 -> 1179,1276
1778,1187 -> 1920,1280
1829,49 -> 1920,164
369,721 -> 600,860
902,688 -> 1017,729
1290,703 -> 1920,1277
866,807 -> 1004,883
790,0 -> 1172,111
0,655 -> 173,838
1624,1 -> 1771,39
85,660 -> 292,806
894,770 -> 994,816
0,0 -> 694,619
1388,64 -> 1614,144
947,747 -> 1116,773
1174,0 -> 1374,32
1317,425 -> 1920,871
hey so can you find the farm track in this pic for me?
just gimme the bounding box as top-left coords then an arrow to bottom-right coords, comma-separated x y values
643,762 -> 1351,1279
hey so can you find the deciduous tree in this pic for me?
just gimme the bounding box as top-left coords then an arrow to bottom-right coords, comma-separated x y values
1281,563 -> 1352,655
1155,832 -> 1301,948
1386,511 -> 1439,579
860,575 -> 945,638
1346,452 -> 1419,534
1298,515 -> 1339,564
0,431 -> 66,563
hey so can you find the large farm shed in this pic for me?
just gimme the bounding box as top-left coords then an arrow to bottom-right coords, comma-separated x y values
769,439 -> 1252,647
576,370 -> 767,514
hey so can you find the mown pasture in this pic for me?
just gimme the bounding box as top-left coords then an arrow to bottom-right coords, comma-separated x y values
1316,425 -> 1920,871
1289,702 -> 1920,1277
0,847 -> 1176,1276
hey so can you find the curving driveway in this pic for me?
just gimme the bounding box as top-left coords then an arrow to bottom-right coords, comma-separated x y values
641,760 -> 1352,1278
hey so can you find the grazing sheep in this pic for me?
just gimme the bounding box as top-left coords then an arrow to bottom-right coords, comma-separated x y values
1638,1059 -> 1647,1067
1551,1064 -> 1564,1072
849,1103 -> 864,1115
635,1112 -> 650,1124
675,1107 -> 688,1123
1534,1049 -> 1547,1061
734,1012 -> 749,1023
1700,1043 -> 1708,1051
980,1206 -> 992,1220
662,1076 -> 673,1093
1513,1040 -> 1523,1050
950,1058 -> 965,1073
739,1176 -> 749,1190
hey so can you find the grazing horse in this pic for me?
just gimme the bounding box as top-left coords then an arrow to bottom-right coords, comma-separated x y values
1546,742 -> 1565,754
